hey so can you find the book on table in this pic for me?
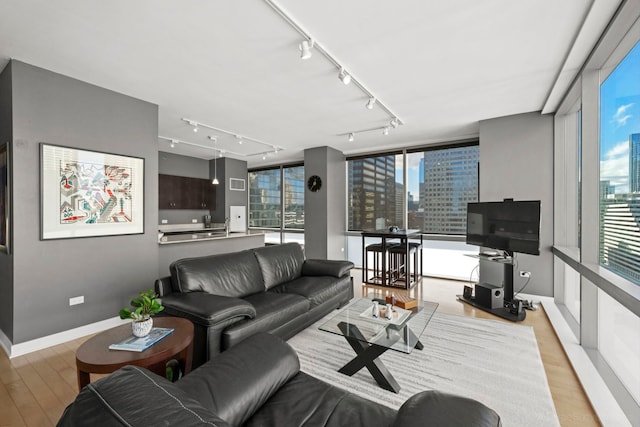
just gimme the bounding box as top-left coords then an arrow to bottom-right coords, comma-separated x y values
109,327 -> 174,352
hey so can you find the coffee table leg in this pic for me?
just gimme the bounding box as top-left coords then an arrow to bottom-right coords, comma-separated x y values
400,326 -> 424,350
337,322 -> 401,393
77,368 -> 90,391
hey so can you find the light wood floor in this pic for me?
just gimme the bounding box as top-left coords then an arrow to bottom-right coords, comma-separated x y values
0,274 -> 600,426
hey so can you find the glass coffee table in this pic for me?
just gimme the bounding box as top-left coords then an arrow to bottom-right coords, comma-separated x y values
319,297 -> 438,393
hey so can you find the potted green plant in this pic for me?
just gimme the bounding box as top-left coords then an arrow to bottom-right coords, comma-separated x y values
119,289 -> 164,337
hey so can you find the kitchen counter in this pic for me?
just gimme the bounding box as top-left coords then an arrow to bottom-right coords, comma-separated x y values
157,230 -> 265,277
158,231 -> 261,245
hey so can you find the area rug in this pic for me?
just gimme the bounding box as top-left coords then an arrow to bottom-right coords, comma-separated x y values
287,310 -> 560,427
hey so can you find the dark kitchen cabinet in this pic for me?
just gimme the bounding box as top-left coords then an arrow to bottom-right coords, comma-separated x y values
159,174 -> 216,210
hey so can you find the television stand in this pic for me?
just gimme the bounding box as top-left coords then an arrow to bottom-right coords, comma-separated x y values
460,251 -> 526,322
456,294 -> 526,322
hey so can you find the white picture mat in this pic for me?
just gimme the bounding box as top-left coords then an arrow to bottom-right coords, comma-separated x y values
41,144 -> 144,239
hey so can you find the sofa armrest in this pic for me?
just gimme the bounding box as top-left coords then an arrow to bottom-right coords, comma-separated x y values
154,276 -> 173,297
302,259 -> 354,278
176,332 -> 300,427
161,292 -> 256,327
57,366 -> 230,427
393,390 -> 502,427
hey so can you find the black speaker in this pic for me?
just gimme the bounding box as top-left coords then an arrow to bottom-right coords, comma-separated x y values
474,283 -> 504,309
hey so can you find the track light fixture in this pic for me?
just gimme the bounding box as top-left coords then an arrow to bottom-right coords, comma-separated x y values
338,68 -> 351,85
180,118 -> 283,159
366,97 -> 376,110
382,127 -> 390,136
348,133 -> 355,142
263,0 -> 404,141
390,118 -> 399,128
169,139 -> 177,148
299,39 -> 314,59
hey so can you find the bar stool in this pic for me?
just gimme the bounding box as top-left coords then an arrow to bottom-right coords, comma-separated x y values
364,243 -> 398,284
388,242 -> 422,287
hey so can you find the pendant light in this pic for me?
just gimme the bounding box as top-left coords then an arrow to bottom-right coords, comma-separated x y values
212,157 -> 219,185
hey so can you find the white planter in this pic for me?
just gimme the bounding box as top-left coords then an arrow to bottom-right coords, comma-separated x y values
131,318 -> 153,337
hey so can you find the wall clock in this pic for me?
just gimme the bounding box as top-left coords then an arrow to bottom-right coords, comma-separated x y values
307,175 -> 322,192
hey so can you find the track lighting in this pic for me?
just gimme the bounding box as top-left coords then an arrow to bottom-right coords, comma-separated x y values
262,155 -> 267,160
366,97 -> 376,110
170,139 -> 177,148
348,133 -> 355,142
338,68 -> 351,85
382,127 -> 390,136
180,118 -> 282,158
263,0 -> 404,141
299,39 -> 314,60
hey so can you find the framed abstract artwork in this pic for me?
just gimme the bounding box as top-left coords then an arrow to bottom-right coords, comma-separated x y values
40,143 -> 144,240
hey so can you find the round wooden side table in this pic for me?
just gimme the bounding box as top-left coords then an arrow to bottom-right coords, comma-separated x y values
75,317 -> 194,391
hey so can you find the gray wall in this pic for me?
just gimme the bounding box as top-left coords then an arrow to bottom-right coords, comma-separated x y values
209,157 -> 248,223
0,63 -> 13,341
158,151 -> 212,225
304,146 -> 347,260
8,60 -> 159,343
478,111 -> 554,297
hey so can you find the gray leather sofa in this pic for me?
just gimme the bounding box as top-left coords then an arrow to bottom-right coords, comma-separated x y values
155,243 -> 354,367
58,333 -> 501,427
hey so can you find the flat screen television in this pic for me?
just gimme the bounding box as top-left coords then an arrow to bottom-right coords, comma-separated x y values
466,200 -> 541,256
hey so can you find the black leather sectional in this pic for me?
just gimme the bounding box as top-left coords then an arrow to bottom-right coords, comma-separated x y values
58,333 -> 502,427
155,242 -> 354,367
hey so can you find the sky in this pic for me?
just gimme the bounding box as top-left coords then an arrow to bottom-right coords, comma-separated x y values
600,41 -> 640,194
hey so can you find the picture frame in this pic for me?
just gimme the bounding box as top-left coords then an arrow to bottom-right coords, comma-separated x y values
40,143 -> 144,240
0,142 -> 8,253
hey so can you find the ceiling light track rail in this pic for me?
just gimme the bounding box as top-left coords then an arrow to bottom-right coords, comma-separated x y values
158,135 -> 245,158
262,0 -> 405,129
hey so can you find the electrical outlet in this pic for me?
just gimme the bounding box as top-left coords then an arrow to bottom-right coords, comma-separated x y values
192,219 -> 198,223
69,296 -> 84,306
519,271 -> 531,278
161,219 -> 168,224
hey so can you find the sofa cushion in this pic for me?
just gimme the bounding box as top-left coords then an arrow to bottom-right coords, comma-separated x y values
253,243 -> 305,289
222,292 -> 310,349
270,275 -> 352,308
57,366 -> 229,427
170,249 -> 265,297
245,372 -> 396,427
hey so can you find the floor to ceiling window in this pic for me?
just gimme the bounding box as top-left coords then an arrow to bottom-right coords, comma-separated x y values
599,41 -> 640,285
346,143 -> 480,280
347,153 -> 403,230
406,144 -> 479,234
597,37 -> 640,416
249,164 -> 304,244
553,5 -> 640,423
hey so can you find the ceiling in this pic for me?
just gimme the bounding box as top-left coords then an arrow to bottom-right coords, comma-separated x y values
0,1 -> 621,167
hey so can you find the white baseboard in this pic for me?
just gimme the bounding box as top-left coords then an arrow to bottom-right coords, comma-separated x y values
541,297 -> 631,427
2,317 -> 128,358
